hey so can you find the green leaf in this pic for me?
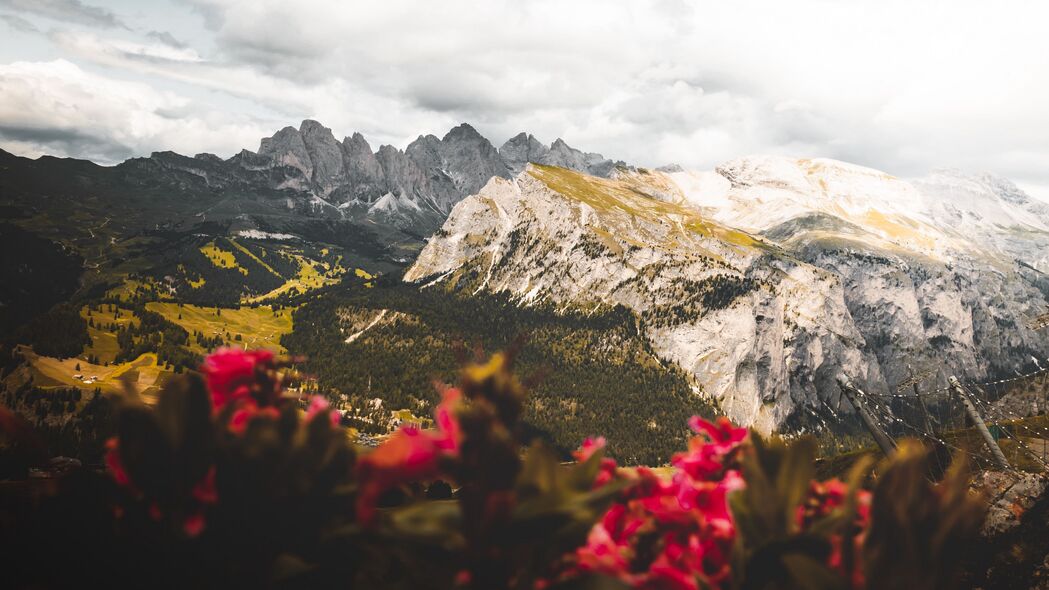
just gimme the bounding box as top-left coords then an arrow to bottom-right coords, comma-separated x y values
387,499 -> 465,548
775,437 -> 816,533
516,441 -> 562,499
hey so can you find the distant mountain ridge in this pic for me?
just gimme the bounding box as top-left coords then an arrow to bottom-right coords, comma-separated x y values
234,120 -> 624,233
0,119 -> 625,260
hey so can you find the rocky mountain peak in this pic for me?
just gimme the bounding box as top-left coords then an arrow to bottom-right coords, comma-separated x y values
499,132 -> 549,174
433,124 -> 509,198
406,134 -> 442,160
442,122 -> 483,142
240,119 -> 628,232
545,137 -> 617,177
339,132 -> 384,203
298,119 -> 344,194
258,125 -> 312,180
343,132 -> 372,153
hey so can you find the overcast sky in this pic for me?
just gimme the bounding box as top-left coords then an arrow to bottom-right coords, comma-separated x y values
1,0 -> 1047,199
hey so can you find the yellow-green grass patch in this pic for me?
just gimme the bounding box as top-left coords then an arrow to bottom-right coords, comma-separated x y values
9,346 -> 174,403
104,278 -> 166,302
226,238 -> 278,276
145,302 -> 293,353
528,164 -> 765,252
200,242 -> 246,275
243,255 -> 342,303
80,304 -> 139,364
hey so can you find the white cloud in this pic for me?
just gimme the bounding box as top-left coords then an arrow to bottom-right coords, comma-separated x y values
0,0 -> 126,29
0,0 -> 1048,200
0,59 -> 268,162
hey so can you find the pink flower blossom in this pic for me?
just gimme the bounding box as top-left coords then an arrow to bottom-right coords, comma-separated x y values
192,466 -> 218,504
105,437 -> 131,488
200,348 -> 278,411
228,405 -> 280,434
355,388 -> 463,525
306,395 -> 341,427
183,512 -> 206,537
568,416 -> 750,589
573,436 -> 618,488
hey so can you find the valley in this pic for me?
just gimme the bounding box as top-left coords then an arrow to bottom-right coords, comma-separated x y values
3,120 -> 1049,465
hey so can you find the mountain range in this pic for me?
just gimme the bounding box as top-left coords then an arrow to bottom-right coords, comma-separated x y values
2,119 -> 1048,433
406,158 -> 1049,432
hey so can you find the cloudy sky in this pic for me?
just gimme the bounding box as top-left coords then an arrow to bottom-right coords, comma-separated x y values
1,0 -> 1047,198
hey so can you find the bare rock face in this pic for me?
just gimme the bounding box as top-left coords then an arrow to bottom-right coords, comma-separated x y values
258,126 -> 313,186
971,470 -> 1049,590
374,144 -> 427,200
500,133 -> 619,178
299,120 -> 344,196
665,156 -> 1049,394
404,134 -> 461,211
981,471 -> 1049,537
499,132 -> 550,175
436,123 -> 510,200
405,165 -> 887,431
406,159 -> 1049,431
546,138 -> 617,177
243,120 -> 627,234
339,132 -> 386,204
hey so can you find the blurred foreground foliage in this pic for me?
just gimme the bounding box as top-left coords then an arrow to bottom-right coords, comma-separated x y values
0,348 -> 987,589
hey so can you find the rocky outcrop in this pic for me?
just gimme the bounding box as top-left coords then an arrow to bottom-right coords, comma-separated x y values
436,123 -> 510,198
499,132 -> 621,177
499,132 -> 549,175
299,120 -> 344,196
666,156 -> 1049,392
405,164 -> 888,431
242,120 -> 544,233
258,125 -> 313,187
159,119 -> 627,236
967,471 -> 1049,589
339,132 -> 386,203
406,160 -> 1049,431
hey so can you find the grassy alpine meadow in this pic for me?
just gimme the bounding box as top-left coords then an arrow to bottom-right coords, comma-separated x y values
5,346 -> 174,400
145,302 -> 294,353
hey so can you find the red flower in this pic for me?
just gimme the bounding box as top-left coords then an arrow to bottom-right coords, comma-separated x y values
574,436 -> 607,462
105,437 -> 132,488
183,512 -> 206,537
200,348 -> 278,411
355,388 -> 463,525
798,479 -> 872,588
356,427 -> 445,524
228,405 -> 280,434
192,466 -> 218,504
568,416 -> 749,589
306,395 -> 341,427
573,436 -> 618,488
433,387 -> 463,451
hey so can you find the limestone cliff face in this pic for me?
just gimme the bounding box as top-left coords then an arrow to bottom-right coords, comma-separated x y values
669,156 -> 1049,390
405,165 -> 889,432
406,162 -> 1049,432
